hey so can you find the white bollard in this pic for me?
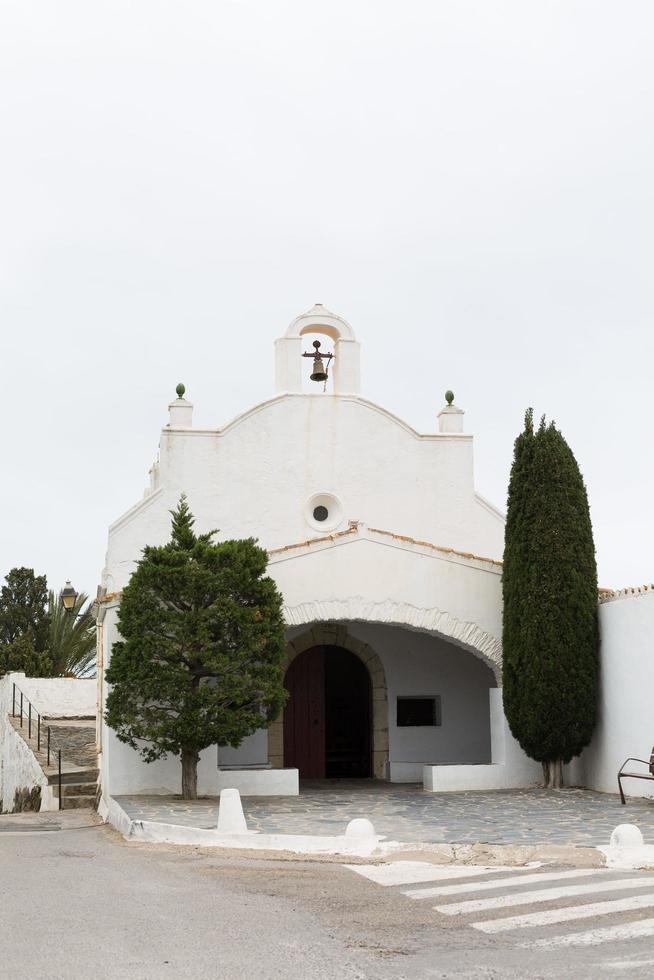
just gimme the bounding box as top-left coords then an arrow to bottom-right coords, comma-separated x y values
610,824 -> 644,849
217,788 -> 248,834
345,817 -> 376,839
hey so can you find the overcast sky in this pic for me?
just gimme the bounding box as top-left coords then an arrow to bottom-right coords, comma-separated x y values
1,1 -> 653,597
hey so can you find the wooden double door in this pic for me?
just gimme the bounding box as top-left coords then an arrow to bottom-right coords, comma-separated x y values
283,645 -> 371,779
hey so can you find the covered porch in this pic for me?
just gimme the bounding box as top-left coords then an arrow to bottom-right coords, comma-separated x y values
99,524 -> 540,798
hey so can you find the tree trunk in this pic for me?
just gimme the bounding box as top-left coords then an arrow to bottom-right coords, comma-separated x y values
542,758 -> 564,789
181,747 -> 199,800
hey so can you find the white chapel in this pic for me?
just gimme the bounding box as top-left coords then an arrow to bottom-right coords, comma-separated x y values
96,304 -> 654,801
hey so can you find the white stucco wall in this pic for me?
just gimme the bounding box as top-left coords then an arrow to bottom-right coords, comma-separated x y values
0,720 -> 55,813
18,677 -> 96,718
581,591 -> 654,799
335,622 -> 495,780
102,391 -> 504,594
424,689 -> 542,791
269,529 -> 503,672
99,605 -> 222,796
0,675 -> 56,813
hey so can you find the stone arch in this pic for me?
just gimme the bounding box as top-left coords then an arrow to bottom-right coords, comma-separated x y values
281,598 -> 502,682
268,623 -> 389,780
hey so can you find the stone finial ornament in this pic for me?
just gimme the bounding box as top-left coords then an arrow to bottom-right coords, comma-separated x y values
438,390 -> 464,433
168,383 -> 193,427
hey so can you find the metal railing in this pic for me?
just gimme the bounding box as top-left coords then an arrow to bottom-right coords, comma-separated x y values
11,682 -> 62,811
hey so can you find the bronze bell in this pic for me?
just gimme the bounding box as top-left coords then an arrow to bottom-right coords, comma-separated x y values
309,340 -> 328,382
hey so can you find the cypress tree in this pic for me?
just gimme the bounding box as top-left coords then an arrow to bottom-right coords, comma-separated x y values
105,495 -> 287,799
502,410 -> 599,788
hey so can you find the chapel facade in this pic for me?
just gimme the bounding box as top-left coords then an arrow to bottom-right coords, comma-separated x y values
96,304 -> 543,798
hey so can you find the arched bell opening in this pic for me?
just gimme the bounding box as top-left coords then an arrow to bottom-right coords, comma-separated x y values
275,304 -> 361,395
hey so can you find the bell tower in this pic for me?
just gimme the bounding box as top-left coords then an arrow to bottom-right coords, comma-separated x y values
274,303 -> 361,395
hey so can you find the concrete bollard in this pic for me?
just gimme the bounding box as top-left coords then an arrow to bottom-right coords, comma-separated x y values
610,824 -> 644,849
345,817 -> 376,839
217,788 -> 248,834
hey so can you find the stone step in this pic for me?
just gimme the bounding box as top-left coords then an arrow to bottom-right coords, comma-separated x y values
6,712 -> 100,812
46,767 -> 98,786
61,794 -> 96,810
52,782 -> 97,797
8,715 -> 98,770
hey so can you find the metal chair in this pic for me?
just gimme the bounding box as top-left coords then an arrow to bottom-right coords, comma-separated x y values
617,748 -> 654,804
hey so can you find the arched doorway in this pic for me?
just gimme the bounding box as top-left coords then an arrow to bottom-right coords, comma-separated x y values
283,645 -> 372,779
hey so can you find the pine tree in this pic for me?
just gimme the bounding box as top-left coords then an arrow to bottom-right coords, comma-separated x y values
0,567 -> 50,652
502,410 -> 599,788
105,495 -> 287,799
0,635 -> 52,677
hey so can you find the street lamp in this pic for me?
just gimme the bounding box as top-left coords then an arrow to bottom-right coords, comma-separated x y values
61,580 -> 78,611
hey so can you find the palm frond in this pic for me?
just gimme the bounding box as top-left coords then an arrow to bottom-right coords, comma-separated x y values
47,589 -> 96,678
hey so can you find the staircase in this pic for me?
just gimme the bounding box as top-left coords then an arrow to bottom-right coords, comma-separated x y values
8,714 -> 99,810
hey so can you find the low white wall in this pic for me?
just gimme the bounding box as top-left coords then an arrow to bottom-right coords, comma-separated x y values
216,768 -> 298,796
104,735 -> 221,796
0,674 -> 56,812
0,721 -> 56,812
423,689 -> 541,791
18,676 -> 96,718
582,592 -> 654,799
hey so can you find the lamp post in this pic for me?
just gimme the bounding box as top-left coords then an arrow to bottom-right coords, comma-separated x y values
61,580 -> 79,612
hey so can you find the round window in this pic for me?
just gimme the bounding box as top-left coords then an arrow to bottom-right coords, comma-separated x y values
305,492 -> 344,532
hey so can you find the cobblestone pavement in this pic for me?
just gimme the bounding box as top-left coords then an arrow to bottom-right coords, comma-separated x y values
48,720 -> 97,768
116,781 -> 654,845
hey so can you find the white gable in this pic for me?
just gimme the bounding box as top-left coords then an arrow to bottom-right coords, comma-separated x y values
102,309 -> 503,591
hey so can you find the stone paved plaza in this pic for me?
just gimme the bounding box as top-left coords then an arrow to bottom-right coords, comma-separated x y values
116,780 -> 654,846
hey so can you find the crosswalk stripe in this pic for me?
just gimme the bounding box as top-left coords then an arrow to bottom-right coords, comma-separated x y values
473,892 -> 654,933
435,877 -> 654,915
523,917 -> 654,948
344,862 -> 537,887
403,868 -> 602,899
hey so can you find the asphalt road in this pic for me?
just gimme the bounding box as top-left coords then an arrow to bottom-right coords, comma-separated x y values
2,817 -> 654,979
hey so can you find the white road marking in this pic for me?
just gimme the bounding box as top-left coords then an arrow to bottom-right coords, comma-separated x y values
436,877 -> 654,915
600,958 -> 654,971
344,861 -> 537,887
473,892 -> 654,933
523,917 -> 654,948
403,868 -> 602,899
